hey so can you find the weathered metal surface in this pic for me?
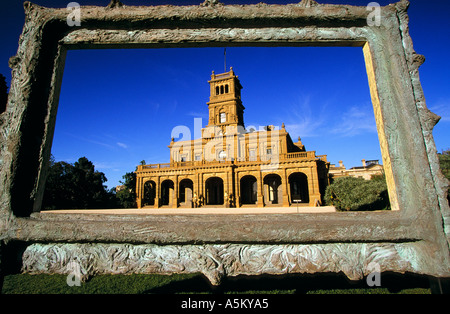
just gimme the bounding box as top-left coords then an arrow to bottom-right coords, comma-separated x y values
22,241 -> 424,285
13,211 -> 420,244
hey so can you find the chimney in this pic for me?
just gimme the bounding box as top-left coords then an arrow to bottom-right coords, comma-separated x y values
362,159 -> 366,167
339,160 -> 344,168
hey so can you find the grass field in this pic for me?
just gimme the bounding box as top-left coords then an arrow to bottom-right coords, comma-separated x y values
1,272 -> 431,294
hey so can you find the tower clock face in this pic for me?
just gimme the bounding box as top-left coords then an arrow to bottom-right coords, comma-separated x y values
218,150 -> 227,160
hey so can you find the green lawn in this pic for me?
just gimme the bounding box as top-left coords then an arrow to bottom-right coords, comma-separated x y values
1,273 -> 431,294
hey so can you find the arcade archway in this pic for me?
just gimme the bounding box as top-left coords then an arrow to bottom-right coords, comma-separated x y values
205,177 -> 224,205
161,180 -> 174,206
263,174 -> 282,205
143,180 -> 156,206
179,178 -> 193,207
240,175 -> 257,205
289,172 -> 309,204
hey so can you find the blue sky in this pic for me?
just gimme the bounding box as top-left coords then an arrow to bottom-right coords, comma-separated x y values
1,0 -> 449,190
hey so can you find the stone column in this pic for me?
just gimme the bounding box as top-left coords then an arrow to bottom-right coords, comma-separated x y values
257,171 -> 264,207
136,176 -> 142,209
263,180 -> 268,206
224,171 -> 230,208
154,176 -> 160,208
141,177 -> 146,208
308,165 -> 321,206
235,172 -> 241,208
199,172 -> 204,207
282,169 -> 290,207
193,173 -> 199,208
168,187 -> 173,206
173,176 -> 178,208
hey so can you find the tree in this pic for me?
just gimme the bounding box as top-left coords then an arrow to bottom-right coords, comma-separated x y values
115,171 -> 137,208
438,149 -> 450,205
42,156 -> 116,210
324,175 -> 390,211
438,149 -> 450,180
72,157 -> 111,208
0,73 -> 8,113
42,156 -> 77,210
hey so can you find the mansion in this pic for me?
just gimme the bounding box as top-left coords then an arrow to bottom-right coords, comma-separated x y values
135,68 -> 330,208
329,159 -> 384,181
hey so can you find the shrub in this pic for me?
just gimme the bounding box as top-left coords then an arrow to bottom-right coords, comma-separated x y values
325,176 -> 390,211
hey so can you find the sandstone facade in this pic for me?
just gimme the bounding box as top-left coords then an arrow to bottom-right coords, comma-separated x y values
135,68 -> 329,209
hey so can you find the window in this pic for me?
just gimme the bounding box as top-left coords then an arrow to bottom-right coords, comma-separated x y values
225,84 -> 229,93
195,154 -> 201,161
180,155 -> 186,162
266,148 -> 272,155
220,112 -> 226,123
220,85 -> 224,94
216,86 -> 219,95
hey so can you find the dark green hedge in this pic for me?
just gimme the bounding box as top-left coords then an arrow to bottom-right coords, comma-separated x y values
325,176 -> 390,211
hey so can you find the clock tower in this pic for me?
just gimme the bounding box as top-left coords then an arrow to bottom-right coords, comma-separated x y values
206,67 -> 245,133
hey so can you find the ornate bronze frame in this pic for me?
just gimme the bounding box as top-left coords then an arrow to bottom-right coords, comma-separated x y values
0,1 -> 448,284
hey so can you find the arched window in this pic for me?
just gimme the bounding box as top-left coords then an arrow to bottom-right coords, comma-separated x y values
225,84 -> 229,93
216,86 -> 220,95
220,112 -> 226,123
220,85 -> 224,94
